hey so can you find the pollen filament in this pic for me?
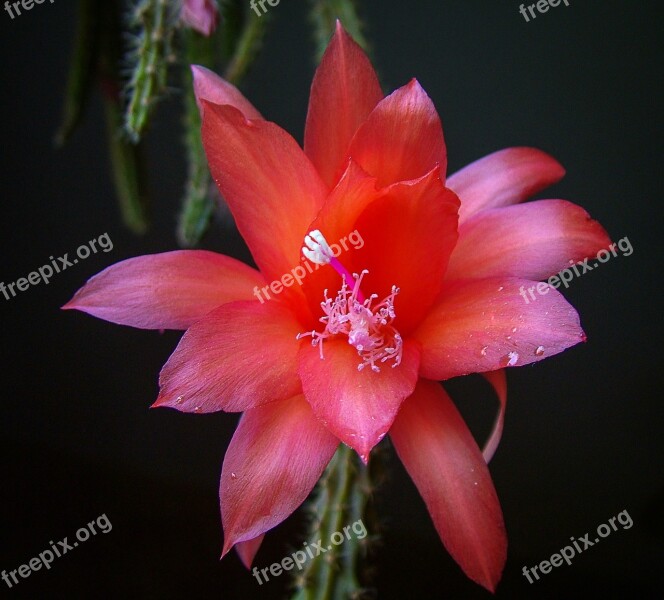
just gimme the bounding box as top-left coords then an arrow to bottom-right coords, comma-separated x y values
297,270 -> 403,373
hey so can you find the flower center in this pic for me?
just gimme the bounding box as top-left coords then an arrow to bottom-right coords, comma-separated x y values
297,230 -> 403,372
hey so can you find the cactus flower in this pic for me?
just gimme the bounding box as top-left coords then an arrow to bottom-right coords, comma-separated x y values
64,22 -> 611,592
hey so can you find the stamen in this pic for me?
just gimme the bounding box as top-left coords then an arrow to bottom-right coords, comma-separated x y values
302,230 -> 363,301
302,230 -> 333,265
297,269 -> 403,373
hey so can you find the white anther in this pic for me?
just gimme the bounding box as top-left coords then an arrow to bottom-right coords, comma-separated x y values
302,230 -> 333,265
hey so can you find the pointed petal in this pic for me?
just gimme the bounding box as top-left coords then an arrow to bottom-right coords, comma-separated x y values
481,370 -> 507,463
351,167 -> 459,335
390,380 -> 507,592
304,21 -> 383,188
445,200 -> 612,281
348,79 -> 447,187
297,338 -> 420,462
62,251 -> 264,330
447,147 -> 565,224
414,278 -> 586,380
154,300 -> 302,413
191,65 -> 262,119
202,102 -> 328,284
235,535 -> 264,569
220,395 -> 338,555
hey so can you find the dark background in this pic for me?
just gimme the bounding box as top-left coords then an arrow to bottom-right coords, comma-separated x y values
1,1 -> 662,598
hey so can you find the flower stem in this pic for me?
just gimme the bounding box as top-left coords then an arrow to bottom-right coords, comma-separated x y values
123,0 -> 178,143
291,444 -> 378,600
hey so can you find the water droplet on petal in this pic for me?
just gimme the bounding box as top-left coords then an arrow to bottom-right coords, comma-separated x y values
497,286 -> 504,292
480,345 -> 488,357
231,472 -> 237,479
511,327 -> 517,333
193,406 -> 202,413
504,351 -> 519,367
175,396 -> 184,405
535,346 -> 545,356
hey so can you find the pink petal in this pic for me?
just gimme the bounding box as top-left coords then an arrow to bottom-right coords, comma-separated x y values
220,395 -> 338,556
62,251 -> 264,330
414,277 -> 586,380
304,21 -> 383,188
390,380 -> 507,592
154,300 -> 302,413
202,103 -> 328,285
191,65 -> 262,120
235,535 -> 264,569
481,370 -> 507,463
297,338 -> 420,463
445,200 -> 612,281
347,79 -> 447,187
180,0 -> 219,36
447,147 -> 565,224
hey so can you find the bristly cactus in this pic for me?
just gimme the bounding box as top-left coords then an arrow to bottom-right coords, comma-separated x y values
123,0 -> 179,143
291,443 -> 382,600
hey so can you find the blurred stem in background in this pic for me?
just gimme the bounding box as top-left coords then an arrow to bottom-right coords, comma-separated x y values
56,0 -> 369,244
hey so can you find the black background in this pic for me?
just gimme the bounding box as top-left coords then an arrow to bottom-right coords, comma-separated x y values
1,1 -> 662,598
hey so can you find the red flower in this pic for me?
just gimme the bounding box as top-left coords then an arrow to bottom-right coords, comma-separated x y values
180,0 -> 219,37
64,23 -> 610,591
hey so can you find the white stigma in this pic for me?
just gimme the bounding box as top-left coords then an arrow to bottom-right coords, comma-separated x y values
302,230 -> 333,265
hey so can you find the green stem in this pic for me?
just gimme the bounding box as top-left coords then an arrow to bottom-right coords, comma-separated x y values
223,4 -> 270,85
291,444 -> 377,600
54,0 -> 101,147
100,0 -> 150,234
176,29 -> 217,247
123,0 -> 178,143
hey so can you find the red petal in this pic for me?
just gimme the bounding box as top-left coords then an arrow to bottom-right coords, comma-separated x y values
348,79 -> 447,187
154,300 -> 302,413
202,103 -> 328,285
297,338 -> 420,462
447,147 -> 565,224
351,167 -> 459,335
304,21 -> 383,188
220,395 -> 338,556
445,200 -> 612,281
62,251 -> 264,330
191,65 -> 262,119
390,380 -> 507,592
414,277 -> 586,380
235,535 -> 264,569
481,370 -> 507,463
